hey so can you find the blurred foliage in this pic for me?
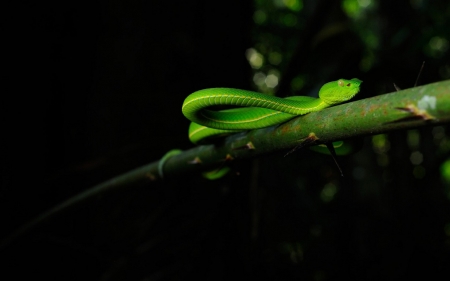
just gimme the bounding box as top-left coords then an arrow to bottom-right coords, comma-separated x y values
248,0 -> 450,93
240,1 -> 450,280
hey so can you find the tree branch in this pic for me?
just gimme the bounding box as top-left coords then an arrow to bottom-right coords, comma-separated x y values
2,79 -> 449,248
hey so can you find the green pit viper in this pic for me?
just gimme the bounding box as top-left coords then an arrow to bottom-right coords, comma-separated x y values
182,78 -> 362,144
159,78 -> 362,179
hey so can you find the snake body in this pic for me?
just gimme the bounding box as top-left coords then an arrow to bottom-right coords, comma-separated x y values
182,78 -> 362,143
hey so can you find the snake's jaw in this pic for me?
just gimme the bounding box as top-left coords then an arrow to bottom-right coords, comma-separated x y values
319,78 -> 362,105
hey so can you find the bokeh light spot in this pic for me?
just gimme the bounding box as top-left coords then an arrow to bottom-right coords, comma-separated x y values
268,52 -> 282,65
427,36 -> 449,58
253,10 -> 267,24
342,0 -> 373,18
283,0 -> 303,11
407,129 -> 420,149
372,134 -> 390,153
410,151 -> 423,165
342,0 -> 360,17
441,158 -> 450,184
253,72 -> 266,86
432,126 -> 445,140
245,48 -> 264,69
265,74 -> 279,88
429,36 -> 449,52
320,183 -> 338,202
358,0 -> 371,8
282,14 -> 297,27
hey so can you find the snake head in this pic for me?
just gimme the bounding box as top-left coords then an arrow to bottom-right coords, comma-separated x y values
319,78 -> 362,105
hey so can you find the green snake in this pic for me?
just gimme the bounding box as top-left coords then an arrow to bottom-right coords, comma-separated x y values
182,78 -> 362,144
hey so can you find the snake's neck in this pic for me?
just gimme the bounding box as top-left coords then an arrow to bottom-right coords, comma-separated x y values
306,99 -> 329,113
285,96 -> 329,114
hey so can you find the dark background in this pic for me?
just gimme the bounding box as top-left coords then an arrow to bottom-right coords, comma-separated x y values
2,0 -> 450,280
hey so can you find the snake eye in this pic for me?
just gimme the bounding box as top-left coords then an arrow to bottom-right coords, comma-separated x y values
338,80 -> 344,87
